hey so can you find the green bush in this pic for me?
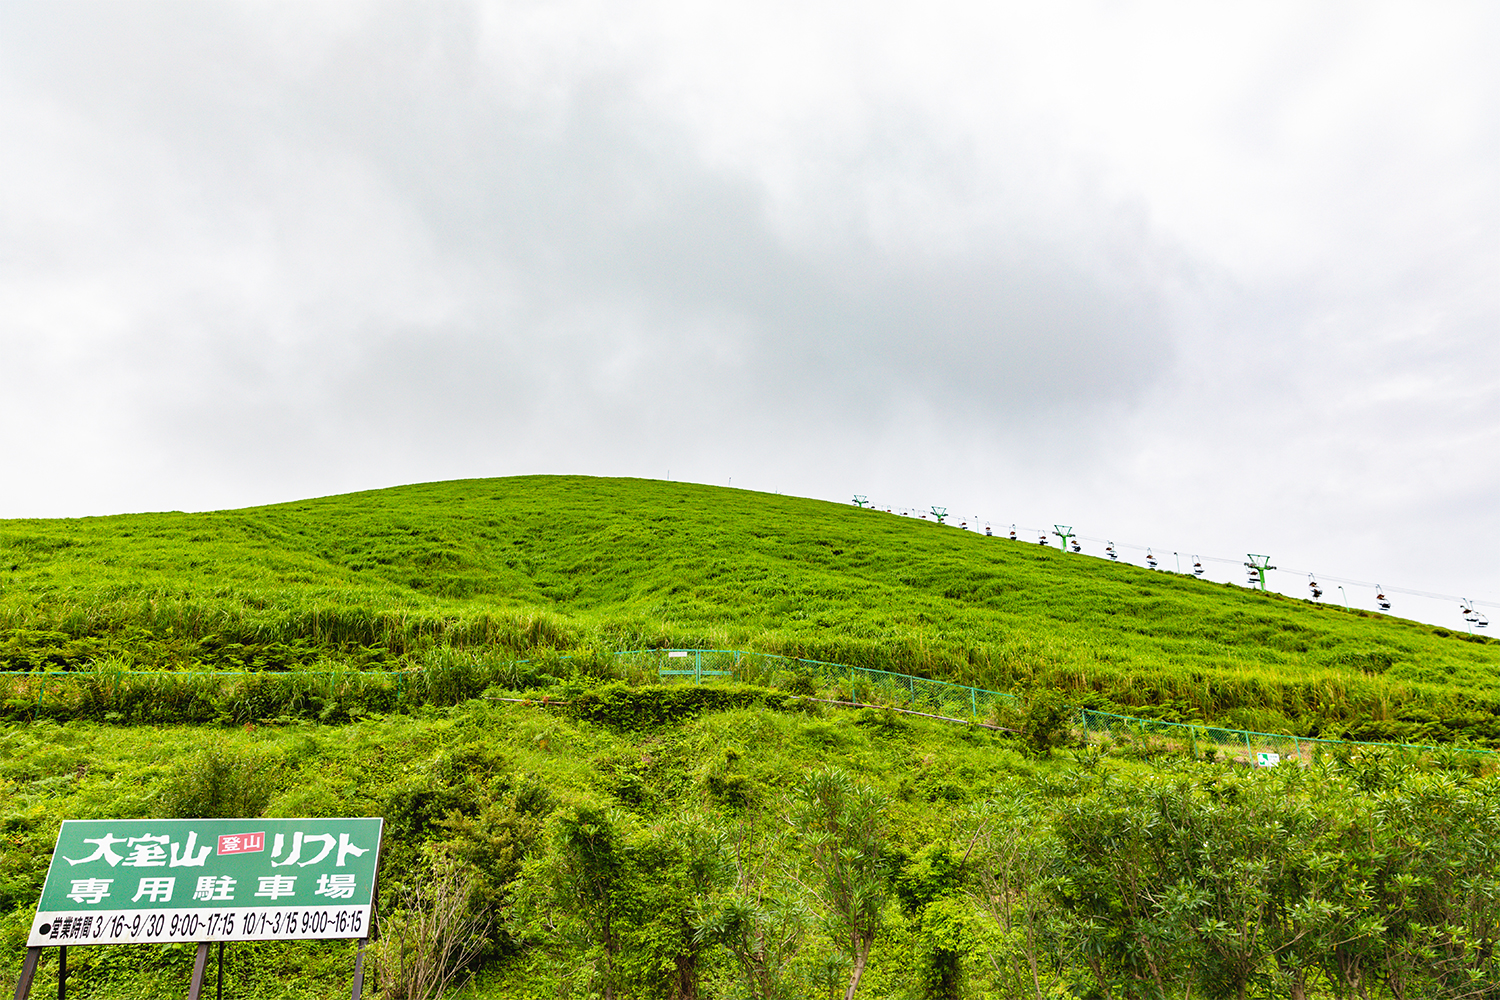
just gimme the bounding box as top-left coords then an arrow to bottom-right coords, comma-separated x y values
1020,691 -> 1074,757
159,742 -> 278,818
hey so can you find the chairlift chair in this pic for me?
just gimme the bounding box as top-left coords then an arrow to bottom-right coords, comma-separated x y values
1146,548 -> 1158,570
1106,542 -> 1118,561
985,523 -> 993,537
1038,532 -> 1048,545
1463,602 -> 1480,623
1192,557 -> 1205,578
1070,538 -> 1082,553
1308,574 -> 1323,600
1009,525 -> 1017,540
1376,587 -> 1391,611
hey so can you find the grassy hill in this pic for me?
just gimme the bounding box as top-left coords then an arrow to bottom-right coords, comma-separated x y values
5,476 -> 1500,1000
3,475 -> 1497,742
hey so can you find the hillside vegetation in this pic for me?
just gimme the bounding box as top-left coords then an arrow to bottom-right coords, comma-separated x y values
5,477 -> 1500,1000
4,694 -> 1498,1000
2,476 -> 1496,743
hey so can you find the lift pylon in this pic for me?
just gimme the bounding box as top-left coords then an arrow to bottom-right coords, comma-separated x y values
1052,525 -> 1075,551
930,506 -> 947,524
1244,554 -> 1276,591
852,495 -> 868,508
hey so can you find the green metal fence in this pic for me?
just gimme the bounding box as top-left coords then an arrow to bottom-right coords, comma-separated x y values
1,650 -> 1491,760
618,647 -> 1016,725
1076,708 -> 1492,763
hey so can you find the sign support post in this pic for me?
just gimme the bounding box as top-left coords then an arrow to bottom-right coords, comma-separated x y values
187,942 -> 211,1000
351,938 -> 369,1000
14,947 -> 41,1000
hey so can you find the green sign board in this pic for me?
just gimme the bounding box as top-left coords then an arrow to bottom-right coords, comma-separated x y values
27,818 -> 382,947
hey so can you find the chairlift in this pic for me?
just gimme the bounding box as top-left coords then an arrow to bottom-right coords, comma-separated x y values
1106,541 -> 1118,561
1192,556 -> 1205,578
1376,587 -> 1391,611
1038,532 -> 1048,546
1009,525 -> 1017,540
1308,574 -> 1323,600
1070,538 -> 1081,553
1462,601 -> 1480,623
1146,548 -> 1158,570
1477,611 -> 1490,628
985,522 -> 993,537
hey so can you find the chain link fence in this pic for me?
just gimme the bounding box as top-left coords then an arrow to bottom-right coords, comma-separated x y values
624,648 -> 1017,725
1076,708 -> 1490,764
3,651 -> 1491,760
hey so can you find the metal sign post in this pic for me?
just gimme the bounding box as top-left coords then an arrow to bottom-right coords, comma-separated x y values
17,818 -> 383,1000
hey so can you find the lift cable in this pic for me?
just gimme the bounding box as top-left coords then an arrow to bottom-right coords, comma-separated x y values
860,502 -> 1498,609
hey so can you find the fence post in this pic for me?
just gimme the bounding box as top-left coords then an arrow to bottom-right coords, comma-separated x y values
851,667 -> 857,706
971,686 -> 977,722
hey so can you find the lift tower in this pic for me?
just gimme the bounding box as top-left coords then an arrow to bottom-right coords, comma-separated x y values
1244,554 -> 1276,591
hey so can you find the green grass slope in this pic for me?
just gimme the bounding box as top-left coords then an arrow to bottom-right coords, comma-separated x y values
3,476 -> 1497,742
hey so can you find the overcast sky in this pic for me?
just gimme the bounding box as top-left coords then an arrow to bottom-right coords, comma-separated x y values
4,2 -> 1498,628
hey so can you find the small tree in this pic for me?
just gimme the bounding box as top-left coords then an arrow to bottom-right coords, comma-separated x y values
705,818 -> 808,1000
791,768 -> 891,1000
628,815 -> 733,1000
535,803 -> 632,1000
373,853 -> 489,1000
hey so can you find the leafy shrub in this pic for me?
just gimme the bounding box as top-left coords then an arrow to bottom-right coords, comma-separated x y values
568,682 -> 775,730
159,742 -> 278,818
1021,691 -> 1074,757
